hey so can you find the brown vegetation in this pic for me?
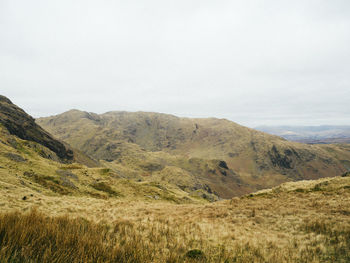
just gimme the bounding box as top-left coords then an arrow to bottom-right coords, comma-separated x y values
1,176 -> 349,262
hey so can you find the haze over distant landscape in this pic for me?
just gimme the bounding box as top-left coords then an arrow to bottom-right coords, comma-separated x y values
256,125 -> 350,143
1,0 -> 350,126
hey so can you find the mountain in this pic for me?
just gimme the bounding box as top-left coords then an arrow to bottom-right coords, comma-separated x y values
0,95 -> 74,161
3,94 -> 348,200
255,125 -> 350,144
0,95 -> 100,167
37,110 -> 350,198
0,95 -> 204,203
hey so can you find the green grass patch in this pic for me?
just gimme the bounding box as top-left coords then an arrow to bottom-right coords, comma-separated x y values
23,170 -> 71,195
91,182 -> 120,197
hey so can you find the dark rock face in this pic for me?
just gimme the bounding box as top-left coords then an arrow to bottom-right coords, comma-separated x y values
342,171 -> 350,177
5,153 -> 26,162
139,162 -> 164,172
0,95 -> 73,160
268,145 -> 293,169
218,160 -> 229,169
0,96 -> 12,104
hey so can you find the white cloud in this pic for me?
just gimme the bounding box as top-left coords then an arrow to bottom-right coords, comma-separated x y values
1,0 -> 349,126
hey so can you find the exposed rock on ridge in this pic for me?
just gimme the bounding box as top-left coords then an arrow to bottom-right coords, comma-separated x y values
0,95 -> 73,160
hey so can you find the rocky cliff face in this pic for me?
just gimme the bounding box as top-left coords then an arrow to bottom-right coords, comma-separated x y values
0,95 -> 73,160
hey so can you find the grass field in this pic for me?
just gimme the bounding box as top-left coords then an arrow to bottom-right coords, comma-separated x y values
1,176 -> 349,262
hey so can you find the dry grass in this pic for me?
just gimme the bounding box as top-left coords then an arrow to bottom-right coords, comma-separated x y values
1,176 -> 350,262
1,209 -> 348,263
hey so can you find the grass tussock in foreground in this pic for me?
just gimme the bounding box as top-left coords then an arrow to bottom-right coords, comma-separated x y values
1,205 -> 350,262
0,210 -> 248,263
0,210 -> 154,263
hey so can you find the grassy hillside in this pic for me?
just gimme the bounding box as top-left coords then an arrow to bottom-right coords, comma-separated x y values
0,95 -> 223,201
38,110 -> 350,197
0,124 -> 206,207
1,175 -> 349,262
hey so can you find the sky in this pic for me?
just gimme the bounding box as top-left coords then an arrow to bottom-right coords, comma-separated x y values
1,0 -> 349,127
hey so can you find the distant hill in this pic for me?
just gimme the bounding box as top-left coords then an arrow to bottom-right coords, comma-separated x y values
255,125 -> 350,144
38,110 -> 350,198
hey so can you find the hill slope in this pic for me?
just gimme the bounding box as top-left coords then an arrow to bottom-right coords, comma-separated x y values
38,110 -> 350,197
0,95 -> 201,203
1,174 -> 349,262
0,129 -> 200,205
0,95 -> 74,161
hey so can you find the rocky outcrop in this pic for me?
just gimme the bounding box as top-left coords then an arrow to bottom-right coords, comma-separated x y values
268,145 -> 293,169
0,95 -> 73,160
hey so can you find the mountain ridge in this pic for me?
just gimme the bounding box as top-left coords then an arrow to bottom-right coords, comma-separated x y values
0,96 -> 100,167
0,95 -> 73,161
37,109 -> 350,198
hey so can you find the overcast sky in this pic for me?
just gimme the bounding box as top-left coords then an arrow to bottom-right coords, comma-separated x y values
1,0 -> 349,127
